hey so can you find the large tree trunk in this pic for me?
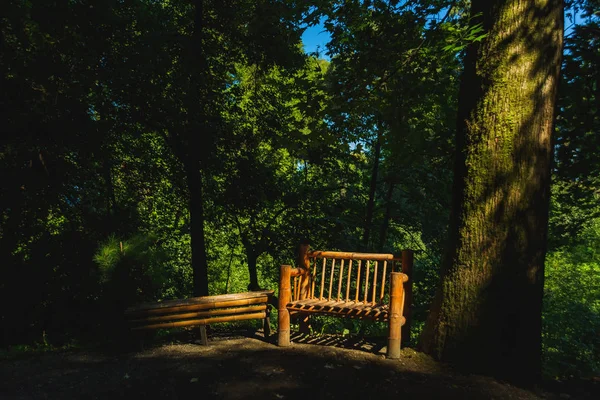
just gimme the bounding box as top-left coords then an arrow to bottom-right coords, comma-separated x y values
419,0 -> 563,382
187,164 -> 209,296
186,0 -> 210,297
363,129 -> 382,249
241,235 -> 261,291
246,248 -> 260,291
378,179 -> 395,252
102,158 -> 117,233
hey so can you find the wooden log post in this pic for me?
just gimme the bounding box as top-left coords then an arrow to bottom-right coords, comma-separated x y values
297,242 -> 311,333
199,325 -> 208,345
278,264 -> 292,346
298,242 -> 311,298
264,304 -> 272,338
401,249 -> 414,345
387,271 -> 405,359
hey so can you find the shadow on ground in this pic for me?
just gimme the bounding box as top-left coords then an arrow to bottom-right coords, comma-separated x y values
289,332 -> 388,354
0,330 -> 597,400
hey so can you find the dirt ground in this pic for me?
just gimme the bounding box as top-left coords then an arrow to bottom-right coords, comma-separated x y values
0,329 -> 597,400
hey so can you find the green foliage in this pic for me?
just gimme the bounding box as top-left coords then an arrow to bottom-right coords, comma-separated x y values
441,14 -> 487,53
543,219 -> 600,379
94,236 -> 123,282
94,233 -> 170,304
541,8 -> 600,379
0,0 -> 597,382
552,17 -> 600,247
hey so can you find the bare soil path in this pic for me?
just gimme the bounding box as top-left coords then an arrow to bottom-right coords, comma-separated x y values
0,331 -> 596,399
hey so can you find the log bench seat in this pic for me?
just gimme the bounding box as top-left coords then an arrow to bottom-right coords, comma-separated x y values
125,290 -> 274,344
278,249 -> 412,358
287,299 -> 391,321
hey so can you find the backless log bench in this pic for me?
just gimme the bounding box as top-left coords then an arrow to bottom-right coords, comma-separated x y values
125,290 -> 274,344
278,248 -> 412,359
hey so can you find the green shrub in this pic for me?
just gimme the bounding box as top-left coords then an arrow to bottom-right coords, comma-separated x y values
543,219 -> 600,379
94,233 -> 169,305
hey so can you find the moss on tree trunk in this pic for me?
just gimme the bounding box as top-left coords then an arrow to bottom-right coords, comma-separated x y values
419,0 -> 563,382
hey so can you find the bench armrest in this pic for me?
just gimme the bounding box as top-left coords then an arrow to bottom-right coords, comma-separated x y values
290,267 -> 307,277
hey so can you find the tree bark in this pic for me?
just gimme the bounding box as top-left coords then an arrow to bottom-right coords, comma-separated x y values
224,245 -> 235,293
378,179 -> 395,252
419,0 -> 563,382
103,158 -> 117,233
187,164 -> 209,297
363,128 -> 382,249
240,233 -> 262,291
246,247 -> 261,291
186,0 -> 211,297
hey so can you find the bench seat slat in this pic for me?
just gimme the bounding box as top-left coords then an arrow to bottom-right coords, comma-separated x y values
287,300 -> 393,322
287,300 -> 387,313
126,296 -> 271,317
131,311 -> 268,331
126,290 -> 274,313
299,300 -> 347,309
130,304 -> 268,324
290,298 -> 325,307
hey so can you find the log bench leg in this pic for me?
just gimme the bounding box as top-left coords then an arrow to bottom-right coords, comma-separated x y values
387,272 -> 404,359
278,265 -> 292,346
199,325 -> 208,345
264,306 -> 272,338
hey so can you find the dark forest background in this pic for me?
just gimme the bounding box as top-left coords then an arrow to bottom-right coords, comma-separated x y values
1,0 -> 598,381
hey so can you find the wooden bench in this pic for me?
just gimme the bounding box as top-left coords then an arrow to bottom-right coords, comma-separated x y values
277,248 -> 412,358
125,290 -> 274,344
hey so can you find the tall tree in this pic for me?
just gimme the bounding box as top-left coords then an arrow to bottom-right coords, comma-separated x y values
321,0 -> 459,252
153,0 -> 307,296
420,0 -> 564,382
551,11 -> 600,248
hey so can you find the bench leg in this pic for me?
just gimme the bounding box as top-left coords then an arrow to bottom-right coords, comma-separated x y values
278,308 -> 290,346
199,325 -> 208,345
264,307 -> 272,338
387,331 -> 401,359
387,272 -> 404,359
278,265 -> 292,346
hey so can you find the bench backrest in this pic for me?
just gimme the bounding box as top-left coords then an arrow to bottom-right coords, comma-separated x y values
291,251 -> 396,306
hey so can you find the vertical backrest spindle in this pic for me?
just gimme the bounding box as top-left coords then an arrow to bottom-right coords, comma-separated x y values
319,258 -> 327,300
293,276 -> 298,301
371,261 -> 378,304
311,258 -> 316,298
337,260 -> 345,301
328,259 -> 336,301
345,260 -> 352,301
355,260 -> 362,302
363,261 -> 370,303
379,260 -> 388,302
